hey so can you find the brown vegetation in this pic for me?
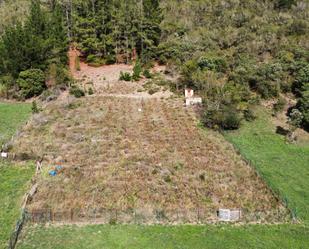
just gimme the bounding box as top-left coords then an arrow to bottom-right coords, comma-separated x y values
12,93 -> 289,223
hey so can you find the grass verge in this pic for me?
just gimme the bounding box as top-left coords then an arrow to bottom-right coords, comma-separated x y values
18,224 -> 309,249
0,102 -> 33,249
224,108 -> 309,221
0,162 -> 34,249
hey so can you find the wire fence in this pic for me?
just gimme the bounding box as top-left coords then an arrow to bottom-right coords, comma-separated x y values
7,210 -> 26,249
7,182 -> 37,249
24,206 -> 288,225
25,207 -> 218,224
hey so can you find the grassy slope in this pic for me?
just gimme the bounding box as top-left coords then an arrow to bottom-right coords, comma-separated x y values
18,224 -> 309,249
224,108 -> 309,221
0,102 -> 33,249
0,102 -> 31,146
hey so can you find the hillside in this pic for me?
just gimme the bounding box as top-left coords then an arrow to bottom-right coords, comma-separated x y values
1,0 -> 308,131
11,81 -> 288,223
0,0 -> 309,248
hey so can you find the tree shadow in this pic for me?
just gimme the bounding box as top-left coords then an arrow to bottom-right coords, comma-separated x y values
276,126 -> 289,136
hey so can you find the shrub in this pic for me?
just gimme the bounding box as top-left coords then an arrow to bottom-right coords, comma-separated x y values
202,106 -> 242,130
17,69 -> 46,99
46,64 -> 71,86
148,88 -> 159,95
197,56 -> 227,73
69,86 -> 85,98
143,69 -> 152,79
105,54 -> 116,65
293,64 -> 309,96
295,82 -> 309,131
273,97 -> 287,115
75,56 -> 81,71
132,59 -> 142,81
0,84 -> 7,98
31,101 -> 39,114
244,107 -> 256,121
86,54 -> 96,63
288,20 -> 308,36
250,63 -> 283,99
0,75 -> 14,98
221,110 -> 242,130
288,109 -> 303,131
119,71 -> 132,81
88,87 -> 94,95
86,54 -> 104,67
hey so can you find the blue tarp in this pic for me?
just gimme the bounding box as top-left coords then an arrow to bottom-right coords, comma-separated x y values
49,170 -> 57,176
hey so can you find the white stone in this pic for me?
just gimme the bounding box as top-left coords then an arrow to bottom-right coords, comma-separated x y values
218,209 -> 241,221
185,97 -> 202,106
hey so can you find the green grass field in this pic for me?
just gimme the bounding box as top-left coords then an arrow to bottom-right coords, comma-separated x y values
0,102 -> 33,249
224,108 -> 309,222
0,102 -> 31,146
17,224 -> 309,249
0,162 -> 34,249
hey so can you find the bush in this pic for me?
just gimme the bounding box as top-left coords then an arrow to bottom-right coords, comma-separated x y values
46,64 -> 71,86
17,69 -> 46,99
119,71 -> 132,81
69,86 -> 85,98
222,111 -> 242,130
202,106 -> 241,130
288,109 -> 303,131
143,69 -> 152,79
273,97 -> 287,115
295,82 -> 309,131
75,56 -> 81,71
86,54 -> 104,67
31,101 -> 39,114
132,59 -> 142,81
0,75 -> 14,98
0,84 -> 7,97
197,56 -> 227,73
88,87 -> 94,95
244,107 -> 256,121
250,63 -> 282,99
105,54 -> 116,65
293,64 -> 309,96
288,20 -> 308,36
86,54 -> 97,63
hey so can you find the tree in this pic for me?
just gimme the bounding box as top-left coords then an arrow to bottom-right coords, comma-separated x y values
132,59 -> 142,81
0,0 -> 68,86
17,69 -> 46,98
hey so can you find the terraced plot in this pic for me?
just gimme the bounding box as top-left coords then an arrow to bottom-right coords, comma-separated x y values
11,95 -> 289,224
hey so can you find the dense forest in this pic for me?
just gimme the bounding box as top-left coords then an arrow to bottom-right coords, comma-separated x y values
0,0 -> 308,131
